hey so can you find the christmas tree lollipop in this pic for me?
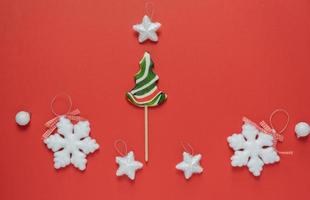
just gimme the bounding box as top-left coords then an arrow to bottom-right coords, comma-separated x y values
126,52 -> 167,162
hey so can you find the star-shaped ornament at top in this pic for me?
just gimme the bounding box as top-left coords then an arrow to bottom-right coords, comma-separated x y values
116,151 -> 143,180
176,152 -> 203,179
133,15 -> 161,43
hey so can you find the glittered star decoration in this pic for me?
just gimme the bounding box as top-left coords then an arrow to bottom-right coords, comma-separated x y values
116,151 -> 143,180
176,152 -> 203,179
133,15 -> 161,43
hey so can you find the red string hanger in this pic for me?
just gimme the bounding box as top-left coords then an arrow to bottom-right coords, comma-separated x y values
145,1 -> 154,19
114,139 -> 128,157
243,109 -> 293,155
42,93 -> 85,139
181,142 -> 194,155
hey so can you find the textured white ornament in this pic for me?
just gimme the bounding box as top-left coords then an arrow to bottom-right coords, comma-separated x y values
295,122 -> 310,138
176,152 -> 203,179
44,116 -> 99,170
15,111 -> 31,126
227,122 -> 280,176
116,151 -> 143,180
133,15 -> 161,43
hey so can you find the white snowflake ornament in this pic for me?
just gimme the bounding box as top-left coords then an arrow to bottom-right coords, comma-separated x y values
176,152 -> 203,179
44,116 -> 99,171
227,121 -> 280,176
116,151 -> 143,180
133,15 -> 161,43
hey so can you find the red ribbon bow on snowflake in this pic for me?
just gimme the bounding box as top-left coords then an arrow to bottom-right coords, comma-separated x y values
42,109 -> 85,139
242,109 -> 293,155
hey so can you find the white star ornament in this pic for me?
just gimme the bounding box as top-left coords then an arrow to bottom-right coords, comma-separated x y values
116,151 -> 143,180
176,152 -> 203,179
133,15 -> 161,43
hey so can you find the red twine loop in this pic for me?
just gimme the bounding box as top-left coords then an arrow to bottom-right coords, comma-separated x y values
242,109 -> 293,155
181,142 -> 194,155
145,2 -> 154,19
114,139 -> 128,156
42,94 -> 85,139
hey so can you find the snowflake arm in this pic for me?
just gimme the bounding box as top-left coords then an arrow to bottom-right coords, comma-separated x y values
259,147 -> 280,164
227,134 -> 246,150
53,150 -> 71,169
247,156 -> 264,176
74,121 -> 90,139
256,132 -> 273,146
242,123 -> 259,141
71,150 -> 87,170
44,134 -> 66,152
57,117 -> 73,137
231,151 -> 250,167
78,137 -> 100,154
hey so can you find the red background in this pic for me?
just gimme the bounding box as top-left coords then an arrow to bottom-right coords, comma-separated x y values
0,0 -> 310,199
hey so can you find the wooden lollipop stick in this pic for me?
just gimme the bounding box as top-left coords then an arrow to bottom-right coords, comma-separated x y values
144,106 -> 149,162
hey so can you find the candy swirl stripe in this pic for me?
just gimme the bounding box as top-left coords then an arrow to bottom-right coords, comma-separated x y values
134,86 -> 158,99
130,75 -> 159,94
127,91 -> 167,107
135,52 -> 151,84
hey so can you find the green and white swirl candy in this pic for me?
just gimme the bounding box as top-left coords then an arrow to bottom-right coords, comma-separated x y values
126,52 -> 167,107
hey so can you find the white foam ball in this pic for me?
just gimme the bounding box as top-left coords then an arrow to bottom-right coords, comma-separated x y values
295,122 -> 310,138
15,111 -> 31,126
